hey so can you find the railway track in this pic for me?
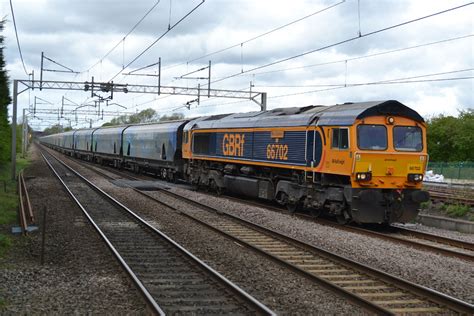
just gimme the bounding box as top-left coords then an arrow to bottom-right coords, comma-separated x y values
40,148 -> 274,315
43,148 -> 474,313
317,218 -> 474,262
205,192 -> 474,262
424,183 -> 474,206
53,149 -> 474,262
138,185 -> 474,314
427,191 -> 474,206
58,154 -> 472,314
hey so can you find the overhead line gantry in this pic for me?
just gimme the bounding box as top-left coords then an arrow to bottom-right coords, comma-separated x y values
10,77 -> 267,179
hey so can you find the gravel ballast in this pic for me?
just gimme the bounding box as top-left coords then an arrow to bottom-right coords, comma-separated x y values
170,187 -> 474,304
0,146 -> 146,314
60,152 -> 366,314
70,152 -> 474,305
25,147 -> 474,314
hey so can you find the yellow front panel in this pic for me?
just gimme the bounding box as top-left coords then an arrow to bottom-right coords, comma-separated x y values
354,153 -> 427,177
350,115 -> 428,189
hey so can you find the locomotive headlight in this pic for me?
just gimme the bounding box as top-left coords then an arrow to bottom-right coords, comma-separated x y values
386,116 -> 395,124
356,172 -> 372,181
408,173 -> 424,183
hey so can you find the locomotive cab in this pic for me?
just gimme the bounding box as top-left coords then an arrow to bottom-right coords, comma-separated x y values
348,115 -> 430,223
307,101 -> 430,224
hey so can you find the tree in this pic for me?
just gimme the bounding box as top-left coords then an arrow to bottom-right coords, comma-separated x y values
43,124 -> 72,135
101,108 -> 184,126
0,20 -> 11,164
426,109 -> 474,162
159,113 -> 185,122
128,108 -> 159,124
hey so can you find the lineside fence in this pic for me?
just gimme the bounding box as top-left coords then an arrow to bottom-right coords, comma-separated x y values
427,162 -> 474,180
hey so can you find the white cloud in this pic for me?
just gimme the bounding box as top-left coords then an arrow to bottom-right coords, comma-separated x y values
1,0 -> 472,130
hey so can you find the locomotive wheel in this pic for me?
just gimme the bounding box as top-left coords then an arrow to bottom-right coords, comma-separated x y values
210,179 -> 224,196
336,215 -> 348,224
310,208 -> 321,218
336,211 -> 350,225
171,173 -> 178,183
286,202 -> 298,213
166,171 -> 174,182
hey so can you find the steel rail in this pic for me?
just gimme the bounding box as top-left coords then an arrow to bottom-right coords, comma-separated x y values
316,218 -> 474,262
20,172 -> 35,223
150,188 -> 474,315
53,148 -> 474,262
41,151 -> 165,315
41,146 -> 474,313
428,191 -> 474,206
394,226 -> 474,251
41,150 -> 389,313
17,170 -> 28,233
40,147 -> 275,316
214,193 -> 474,262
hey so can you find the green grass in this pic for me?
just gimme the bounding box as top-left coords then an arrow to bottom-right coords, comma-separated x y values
445,204 -> 472,218
420,201 -> 432,210
0,160 -> 26,225
0,297 -> 6,310
0,234 -> 12,257
0,166 -> 18,225
0,157 -> 31,258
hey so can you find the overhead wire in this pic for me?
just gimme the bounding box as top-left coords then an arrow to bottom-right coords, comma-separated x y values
162,0 -> 346,71
108,0 -> 206,82
39,2 -> 472,126
119,2 -> 473,114
209,2 -> 473,86
54,1 -> 162,120
9,0 -> 30,76
193,71 -> 474,109
256,68 -> 474,88
269,76 -> 473,100
137,1 -> 345,114
118,33 -> 473,112
247,34 -> 474,76
83,0 -> 162,73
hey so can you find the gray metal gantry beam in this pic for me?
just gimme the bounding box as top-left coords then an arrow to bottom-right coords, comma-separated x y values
20,79 -> 268,110
10,78 -> 268,179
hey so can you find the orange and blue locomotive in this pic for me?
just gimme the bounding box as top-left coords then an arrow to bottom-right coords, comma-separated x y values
40,100 -> 430,224
182,100 -> 430,224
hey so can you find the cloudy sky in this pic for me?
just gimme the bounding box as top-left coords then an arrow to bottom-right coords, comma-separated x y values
1,0 -> 473,130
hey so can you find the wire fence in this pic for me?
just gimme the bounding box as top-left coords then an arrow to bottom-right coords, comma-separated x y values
427,162 -> 474,180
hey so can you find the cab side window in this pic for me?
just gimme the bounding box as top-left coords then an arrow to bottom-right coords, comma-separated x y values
332,129 -> 340,148
331,128 -> 349,150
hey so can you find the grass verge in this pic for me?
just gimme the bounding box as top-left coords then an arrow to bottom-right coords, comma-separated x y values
0,157 -> 31,258
0,234 -> 12,257
440,203 -> 473,221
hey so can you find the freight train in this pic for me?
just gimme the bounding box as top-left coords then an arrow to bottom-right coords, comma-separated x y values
40,100 -> 430,224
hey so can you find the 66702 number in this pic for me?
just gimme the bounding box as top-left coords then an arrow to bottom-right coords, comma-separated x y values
266,144 -> 288,160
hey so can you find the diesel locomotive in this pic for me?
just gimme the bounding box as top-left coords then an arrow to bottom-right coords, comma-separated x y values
40,100 -> 430,224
